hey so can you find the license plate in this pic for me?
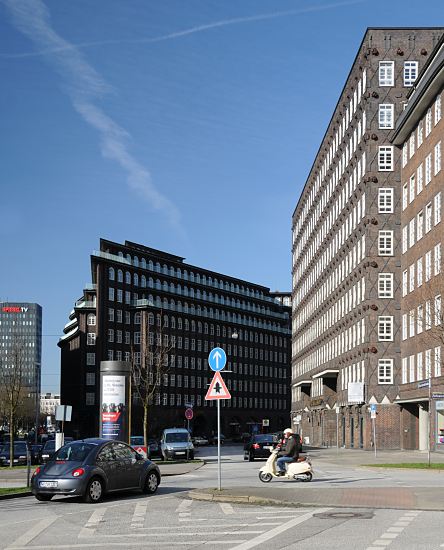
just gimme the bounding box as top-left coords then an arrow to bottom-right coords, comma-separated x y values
40,481 -> 57,488
264,446 -> 273,450
176,452 -> 185,455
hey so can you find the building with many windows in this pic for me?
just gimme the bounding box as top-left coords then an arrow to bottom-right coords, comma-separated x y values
291,28 -> 443,449
0,302 -> 42,409
59,239 -> 291,439
392,35 -> 444,451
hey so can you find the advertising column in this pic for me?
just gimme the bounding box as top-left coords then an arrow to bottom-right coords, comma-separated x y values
100,361 -> 131,443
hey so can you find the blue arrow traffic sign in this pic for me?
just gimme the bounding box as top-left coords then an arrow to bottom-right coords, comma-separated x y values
208,347 -> 227,372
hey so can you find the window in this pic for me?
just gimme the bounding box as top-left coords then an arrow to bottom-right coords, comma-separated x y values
417,164 -> 424,195
404,61 -> 418,86
86,393 -> 95,406
426,301 -> 432,330
378,273 -> 393,298
86,372 -> 95,386
435,347 -> 442,377
108,329 -> 114,343
409,133 -> 415,159
417,305 -> 424,334
402,144 -> 408,168
378,188 -> 394,213
378,146 -> 393,171
409,264 -> 415,293
426,154 -> 432,184
86,353 -> 95,366
402,270 -> 408,297
378,359 -> 393,384
409,175 -> 415,204
378,316 -> 393,341
425,349 -> 432,377
435,192 -> 441,225
409,219 -> 415,248
108,287 -> 114,301
417,257 -> 423,287
409,309 -> 415,338
402,183 -> 408,210
379,61 -> 394,86
109,267 -> 115,281
435,295 -> 442,326
435,243 -> 441,275
87,333 -> 96,346
417,211 -> 424,241
426,203 -> 432,233
87,314 -> 96,326
379,104 -> 394,129
378,230 -> 393,256
435,94 -> 442,125
435,142 -> 442,175
402,314 -> 407,341
417,120 -> 424,148
426,251 -> 432,281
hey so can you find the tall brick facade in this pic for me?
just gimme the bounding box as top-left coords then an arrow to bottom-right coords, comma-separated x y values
291,29 -> 443,450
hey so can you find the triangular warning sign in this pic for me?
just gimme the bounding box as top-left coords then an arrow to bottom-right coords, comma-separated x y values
205,371 -> 231,400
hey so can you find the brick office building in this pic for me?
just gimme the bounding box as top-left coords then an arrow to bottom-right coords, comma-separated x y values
59,239 -> 291,439
291,28 -> 443,449
391,36 -> 444,450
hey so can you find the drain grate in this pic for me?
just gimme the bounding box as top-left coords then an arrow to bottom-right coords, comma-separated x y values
313,511 -> 374,520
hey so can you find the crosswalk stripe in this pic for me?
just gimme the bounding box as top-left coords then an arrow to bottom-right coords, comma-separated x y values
7,516 -> 58,549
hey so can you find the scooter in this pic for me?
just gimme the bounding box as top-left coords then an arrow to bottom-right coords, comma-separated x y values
258,448 -> 313,483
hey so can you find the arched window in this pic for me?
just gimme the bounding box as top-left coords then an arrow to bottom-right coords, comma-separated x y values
183,270 -> 188,281
170,282 -> 175,293
197,322 -> 202,332
169,266 -> 175,277
133,273 -> 139,286
148,260 -> 153,271
177,268 -> 182,279
196,289 -> 201,299
148,278 -> 154,289
184,303 -> 189,314
155,279 -> 161,290
177,285 -> 182,295
133,256 -> 139,267
141,258 -> 146,269
163,264 -> 168,275
189,288 -> 194,298
126,254 -> 131,263
184,286 -> 189,297
170,299 -> 175,309
163,298 -> 168,309
190,272 -> 195,282
141,275 -> 146,287
125,271 -> 131,284
109,267 -> 115,280
202,275 -> 207,285
134,312 -> 141,324
148,313 -> 154,325
191,321 -> 196,331
196,273 -> 200,284
117,270 -> 123,283
163,315 -> 169,327
185,319 -> 189,330
163,281 -> 168,292
118,251 -> 123,258
87,314 -> 96,326
177,302 -> 182,312
155,262 -> 161,273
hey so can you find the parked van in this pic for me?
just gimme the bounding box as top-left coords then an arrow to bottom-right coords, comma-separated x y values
160,428 -> 194,460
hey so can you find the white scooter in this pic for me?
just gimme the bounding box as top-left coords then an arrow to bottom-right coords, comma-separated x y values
258,448 -> 313,483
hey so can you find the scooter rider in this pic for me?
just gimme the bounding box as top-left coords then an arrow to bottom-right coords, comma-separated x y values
276,428 -> 299,476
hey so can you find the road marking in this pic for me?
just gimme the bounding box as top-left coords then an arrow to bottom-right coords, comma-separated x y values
78,507 -> 107,538
228,507 -> 331,550
136,522 -> 280,530
8,543 -> 199,549
131,501 -> 147,528
371,541 -> 391,546
365,511 -> 421,550
220,502 -> 235,514
7,516 -> 58,548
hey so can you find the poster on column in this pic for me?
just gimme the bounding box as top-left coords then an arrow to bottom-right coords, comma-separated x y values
101,375 -> 126,440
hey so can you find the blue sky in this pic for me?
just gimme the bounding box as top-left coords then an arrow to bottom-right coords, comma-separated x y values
1,0 -> 442,393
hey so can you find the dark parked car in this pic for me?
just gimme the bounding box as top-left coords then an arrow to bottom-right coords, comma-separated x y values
38,438 -> 74,464
0,441 -> 29,466
148,438 -> 161,458
31,438 -> 161,503
243,434 -> 278,461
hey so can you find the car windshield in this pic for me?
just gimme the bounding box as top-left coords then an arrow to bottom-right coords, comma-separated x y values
165,433 -> 189,443
43,441 -> 55,450
1,443 -> 27,453
54,442 -> 95,462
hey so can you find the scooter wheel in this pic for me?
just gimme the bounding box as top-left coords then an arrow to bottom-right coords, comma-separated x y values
259,472 -> 273,483
302,472 -> 312,482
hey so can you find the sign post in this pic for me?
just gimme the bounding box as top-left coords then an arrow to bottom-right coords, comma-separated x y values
206,348 -> 230,491
335,406 -> 340,452
370,404 -> 377,458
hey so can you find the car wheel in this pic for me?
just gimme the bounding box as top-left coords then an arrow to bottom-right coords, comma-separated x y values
248,453 -> 254,462
142,471 -> 159,494
83,477 -> 104,504
35,494 -> 53,501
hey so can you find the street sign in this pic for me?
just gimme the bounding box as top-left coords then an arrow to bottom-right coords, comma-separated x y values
208,347 -> 227,372
185,408 -> 194,420
55,405 -> 72,422
433,393 -> 444,399
370,403 -> 377,419
205,371 -> 231,400
133,446 -> 147,458
184,402 -> 194,409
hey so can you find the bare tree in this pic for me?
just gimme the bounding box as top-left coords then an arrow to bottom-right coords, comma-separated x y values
0,336 -> 28,467
131,310 -> 173,449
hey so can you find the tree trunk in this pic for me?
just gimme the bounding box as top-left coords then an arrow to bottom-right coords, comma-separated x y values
143,405 -> 148,451
9,411 -> 14,469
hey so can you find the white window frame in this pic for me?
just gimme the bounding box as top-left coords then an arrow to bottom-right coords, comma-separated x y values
378,273 -> 394,298
435,142 -> 442,175
378,316 -> 394,341
404,61 -> 418,87
378,230 -> 394,256
379,104 -> 394,129
378,359 -> 393,384
378,146 -> 394,171
379,61 -> 394,86
378,188 -> 394,213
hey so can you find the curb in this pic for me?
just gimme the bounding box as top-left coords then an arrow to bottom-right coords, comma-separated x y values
0,491 -> 32,500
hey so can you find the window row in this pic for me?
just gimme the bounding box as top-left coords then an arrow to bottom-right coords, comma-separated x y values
402,193 -> 441,253
402,243 -> 441,296
402,295 -> 442,340
378,60 -> 418,87
401,347 -> 442,384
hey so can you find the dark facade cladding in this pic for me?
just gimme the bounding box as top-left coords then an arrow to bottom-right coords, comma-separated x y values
291,28 -> 443,450
0,302 -> 42,395
59,239 -> 292,439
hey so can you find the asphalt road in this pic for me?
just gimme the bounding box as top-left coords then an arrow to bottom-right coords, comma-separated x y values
2,445 -> 444,549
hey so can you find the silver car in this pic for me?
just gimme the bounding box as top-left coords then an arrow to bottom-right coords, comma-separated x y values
31,438 -> 160,503
160,428 -> 194,460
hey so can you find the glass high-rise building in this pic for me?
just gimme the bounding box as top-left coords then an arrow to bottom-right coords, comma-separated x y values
0,302 -> 42,395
